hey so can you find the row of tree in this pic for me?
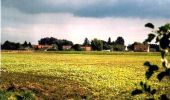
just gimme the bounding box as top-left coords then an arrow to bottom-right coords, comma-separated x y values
1,36 -> 126,51
38,37 -> 73,50
38,36 -> 125,51
1,41 -> 32,50
90,37 -> 125,51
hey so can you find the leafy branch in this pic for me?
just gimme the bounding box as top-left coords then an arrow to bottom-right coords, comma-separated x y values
132,23 -> 170,100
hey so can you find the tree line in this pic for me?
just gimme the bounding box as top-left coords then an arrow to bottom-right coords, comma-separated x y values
1,41 -> 32,50
1,36 -> 125,51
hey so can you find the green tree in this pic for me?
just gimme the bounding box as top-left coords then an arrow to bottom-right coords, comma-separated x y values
115,37 -> 125,45
28,42 -> 32,48
72,44 -> 82,51
23,41 -> 28,47
1,41 -> 21,50
83,38 -> 90,46
113,44 -> 125,51
108,37 -> 111,45
91,38 -> 103,51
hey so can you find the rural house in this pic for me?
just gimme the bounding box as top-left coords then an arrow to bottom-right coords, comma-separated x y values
134,43 -> 149,52
33,45 -> 53,50
81,46 -> 91,51
62,45 -> 72,50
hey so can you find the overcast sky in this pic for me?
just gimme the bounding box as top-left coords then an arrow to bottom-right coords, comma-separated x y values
1,0 -> 170,45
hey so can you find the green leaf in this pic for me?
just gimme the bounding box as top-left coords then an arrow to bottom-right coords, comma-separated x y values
160,35 -> 169,49
156,36 -> 160,43
161,51 -> 166,59
140,81 -> 144,86
157,72 -> 166,81
159,24 -> 170,33
162,61 -> 166,68
131,89 -> 143,96
151,65 -> 159,71
144,61 -> 150,66
145,23 -> 154,29
144,62 -> 159,79
145,71 -> 154,79
144,34 -> 156,42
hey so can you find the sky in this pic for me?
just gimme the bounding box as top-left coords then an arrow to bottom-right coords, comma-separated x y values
1,0 -> 170,45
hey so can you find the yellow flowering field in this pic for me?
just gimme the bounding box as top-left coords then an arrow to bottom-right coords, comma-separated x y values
1,51 -> 170,99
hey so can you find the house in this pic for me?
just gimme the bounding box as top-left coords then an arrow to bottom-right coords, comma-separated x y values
81,46 -> 91,51
33,45 -> 53,50
62,45 -> 72,50
134,43 -> 149,52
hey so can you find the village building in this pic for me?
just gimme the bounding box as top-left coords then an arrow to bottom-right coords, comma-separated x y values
32,45 -> 53,50
81,46 -> 92,51
134,44 -> 149,52
62,45 -> 72,50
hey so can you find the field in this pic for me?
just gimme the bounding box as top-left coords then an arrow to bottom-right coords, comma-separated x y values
1,51 -> 170,99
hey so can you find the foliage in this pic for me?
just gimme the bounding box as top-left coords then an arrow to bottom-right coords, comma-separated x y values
1,40 -> 32,50
115,36 -> 125,45
2,36 -> 127,51
72,44 -> 83,51
132,23 -> 170,99
38,37 -> 73,50
102,40 -> 110,50
83,38 -> 90,46
112,44 -> 125,51
90,37 -> 125,51
91,38 -> 103,51
1,41 -> 20,50
108,37 -> 111,45
0,89 -> 7,100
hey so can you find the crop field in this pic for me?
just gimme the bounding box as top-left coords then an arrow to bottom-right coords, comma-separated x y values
1,51 -> 170,99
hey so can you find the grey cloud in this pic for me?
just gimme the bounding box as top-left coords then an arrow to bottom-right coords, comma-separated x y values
2,0 -> 170,18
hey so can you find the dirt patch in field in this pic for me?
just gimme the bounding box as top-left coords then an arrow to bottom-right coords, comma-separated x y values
1,72 -> 93,99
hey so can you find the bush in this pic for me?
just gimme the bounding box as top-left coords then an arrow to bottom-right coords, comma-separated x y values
112,44 -> 125,51
72,44 -> 83,51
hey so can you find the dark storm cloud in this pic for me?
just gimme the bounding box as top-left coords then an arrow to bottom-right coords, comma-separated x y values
2,0 -> 170,18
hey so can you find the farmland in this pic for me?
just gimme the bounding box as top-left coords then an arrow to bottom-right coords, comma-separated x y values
1,51 -> 170,99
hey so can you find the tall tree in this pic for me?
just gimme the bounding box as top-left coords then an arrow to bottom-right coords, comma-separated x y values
108,37 -> 111,45
23,41 -> 28,47
91,38 -> 103,51
1,41 -> 20,50
83,38 -> 90,46
38,37 -> 73,50
38,37 -> 57,45
115,37 -> 125,45
28,42 -> 32,48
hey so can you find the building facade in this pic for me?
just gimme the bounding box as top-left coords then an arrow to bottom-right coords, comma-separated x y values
134,44 -> 149,52
81,46 -> 91,51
